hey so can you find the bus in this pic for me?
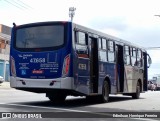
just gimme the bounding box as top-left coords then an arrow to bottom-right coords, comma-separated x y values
10,21 -> 152,103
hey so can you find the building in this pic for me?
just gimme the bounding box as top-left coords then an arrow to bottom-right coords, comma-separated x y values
0,24 -> 11,81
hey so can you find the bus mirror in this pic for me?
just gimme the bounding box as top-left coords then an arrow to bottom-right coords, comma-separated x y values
147,54 -> 152,68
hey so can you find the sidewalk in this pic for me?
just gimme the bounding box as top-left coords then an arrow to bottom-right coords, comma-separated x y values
0,82 -> 11,89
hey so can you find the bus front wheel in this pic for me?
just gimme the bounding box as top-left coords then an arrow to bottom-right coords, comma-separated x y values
132,81 -> 140,99
101,81 -> 109,103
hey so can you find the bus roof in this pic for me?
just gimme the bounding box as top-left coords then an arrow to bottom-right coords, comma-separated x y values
13,21 -> 147,52
72,22 -> 146,52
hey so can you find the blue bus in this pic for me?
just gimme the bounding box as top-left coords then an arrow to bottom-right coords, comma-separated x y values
10,21 -> 151,103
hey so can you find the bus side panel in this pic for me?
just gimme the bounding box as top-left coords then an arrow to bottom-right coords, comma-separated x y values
124,66 -> 143,93
74,58 -> 90,95
98,62 -> 117,94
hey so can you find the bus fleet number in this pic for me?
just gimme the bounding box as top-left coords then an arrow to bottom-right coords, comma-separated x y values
30,58 -> 45,63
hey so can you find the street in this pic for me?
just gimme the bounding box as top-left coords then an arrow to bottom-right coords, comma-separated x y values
0,82 -> 160,121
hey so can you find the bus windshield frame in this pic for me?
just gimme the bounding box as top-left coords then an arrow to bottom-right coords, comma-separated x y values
13,22 -> 67,52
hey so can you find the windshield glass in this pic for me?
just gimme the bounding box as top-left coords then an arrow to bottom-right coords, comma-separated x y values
16,25 -> 64,48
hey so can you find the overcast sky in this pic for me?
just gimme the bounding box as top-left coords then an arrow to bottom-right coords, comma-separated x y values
1,0 -> 160,78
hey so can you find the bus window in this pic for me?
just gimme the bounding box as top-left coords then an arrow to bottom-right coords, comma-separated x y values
131,47 -> 137,66
77,32 -> 86,45
108,40 -> 114,51
99,51 -> 107,62
99,38 -> 107,62
137,49 -> 142,58
98,38 -> 102,49
124,45 -> 131,65
75,31 -> 88,57
132,48 -> 136,57
125,46 -> 129,55
102,38 -> 107,50
137,49 -> 143,67
16,25 -> 64,49
108,40 -> 115,62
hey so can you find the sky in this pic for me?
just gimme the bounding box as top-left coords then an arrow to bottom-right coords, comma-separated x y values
0,0 -> 160,79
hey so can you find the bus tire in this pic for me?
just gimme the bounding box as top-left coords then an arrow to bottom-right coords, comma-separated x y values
48,95 -> 66,103
101,81 -> 109,103
132,81 -> 140,99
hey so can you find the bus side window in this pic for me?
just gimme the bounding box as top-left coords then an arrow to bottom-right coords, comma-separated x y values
124,45 -> 131,65
108,40 -> 115,62
131,47 -> 137,66
102,38 -> 107,50
99,38 -> 107,62
137,49 -> 143,67
75,31 -> 88,57
77,31 -> 86,45
98,38 -> 102,49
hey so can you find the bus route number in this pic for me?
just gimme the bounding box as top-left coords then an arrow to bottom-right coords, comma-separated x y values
30,58 -> 45,63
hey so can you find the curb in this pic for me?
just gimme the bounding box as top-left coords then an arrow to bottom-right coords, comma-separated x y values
0,82 -> 11,89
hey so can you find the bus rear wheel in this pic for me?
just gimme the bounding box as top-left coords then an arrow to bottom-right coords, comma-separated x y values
132,81 -> 140,99
101,81 -> 109,103
48,95 -> 66,103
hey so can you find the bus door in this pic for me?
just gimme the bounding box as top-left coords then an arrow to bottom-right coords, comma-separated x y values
88,36 -> 99,93
143,52 -> 148,91
116,44 -> 124,92
143,52 -> 151,91
74,31 -> 90,94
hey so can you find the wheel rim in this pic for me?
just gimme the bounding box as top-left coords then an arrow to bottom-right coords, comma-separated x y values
103,82 -> 109,101
136,83 -> 140,97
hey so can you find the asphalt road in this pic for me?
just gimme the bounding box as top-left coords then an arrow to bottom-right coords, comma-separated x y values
0,86 -> 160,121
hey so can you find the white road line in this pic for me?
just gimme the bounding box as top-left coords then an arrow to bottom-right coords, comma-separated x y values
0,103 -> 159,121
133,118 -> 160,121
0,103 -> 89,112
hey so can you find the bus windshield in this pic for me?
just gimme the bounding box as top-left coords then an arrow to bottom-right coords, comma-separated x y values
15,25 -> 64,49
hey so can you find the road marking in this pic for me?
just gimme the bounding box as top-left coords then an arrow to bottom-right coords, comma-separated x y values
0,103 -> 159,120
0,103 -> 89,112
133,118 -> 160,121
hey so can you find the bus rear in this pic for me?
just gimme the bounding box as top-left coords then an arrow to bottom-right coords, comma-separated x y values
10,21 -> 74,101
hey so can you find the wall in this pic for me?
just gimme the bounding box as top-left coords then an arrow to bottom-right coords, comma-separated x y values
0,24 -> 11,81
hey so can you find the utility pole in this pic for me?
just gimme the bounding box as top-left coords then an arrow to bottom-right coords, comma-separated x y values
69,7 -> 76,22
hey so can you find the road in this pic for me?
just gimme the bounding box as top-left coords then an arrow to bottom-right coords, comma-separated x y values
0,85 -> 160,121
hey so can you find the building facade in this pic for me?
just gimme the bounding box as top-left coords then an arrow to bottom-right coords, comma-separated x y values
0,24 -> 11,82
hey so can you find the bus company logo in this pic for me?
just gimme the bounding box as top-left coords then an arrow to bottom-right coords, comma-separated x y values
32,70 -> 44,74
